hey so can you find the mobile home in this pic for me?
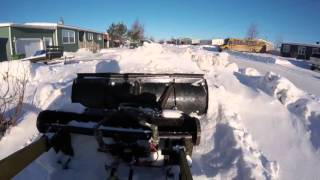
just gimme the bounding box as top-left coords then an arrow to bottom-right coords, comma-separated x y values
280,42 -> 320,60
0,22 -> 104,61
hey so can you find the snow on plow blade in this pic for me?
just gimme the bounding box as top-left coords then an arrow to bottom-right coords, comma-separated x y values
72,73 -> 208,115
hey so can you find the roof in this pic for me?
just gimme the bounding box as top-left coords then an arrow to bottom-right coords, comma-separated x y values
282,42 -> 320,48
0,22 -> 104,34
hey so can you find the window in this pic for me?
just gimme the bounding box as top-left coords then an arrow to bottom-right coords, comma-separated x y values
298,46 -> 306,55
312,48 -> 319,54
283,45 -> 290,53
97,34 -> 102,40
62,29 -> 75,44
87,33 -> 93,41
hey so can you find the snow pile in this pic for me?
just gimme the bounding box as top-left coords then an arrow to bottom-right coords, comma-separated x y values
198,111 -> 279,180
34,84 -> 63,109
63,48 -> 102,63
190,71 -> 281,179
227,50 -> 277,64
226,50 -> 308,68
63,48 -> 93,57
0,113 -> 38,159
110,44 -> 202,74
237,69 -> 320,152
190,50 -> 230,71
210,67 -> 320,180
258,72 -> 320,150
0,60 -> 32,80
224,62 -> 239,72
227,50 -> 320,97
239,67 -> 261,76
193,46 -> 320,179
258,72 -> 304,105
193,87 -> 279,179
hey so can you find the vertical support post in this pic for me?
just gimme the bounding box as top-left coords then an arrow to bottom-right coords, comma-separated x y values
179,149 -> 193,180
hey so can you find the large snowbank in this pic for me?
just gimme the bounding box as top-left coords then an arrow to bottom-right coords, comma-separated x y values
0,43 -> 320,179
227,52 -> 320,97
207,64 -> 320,179
0,60 -> 32,80
238,70 -> 320,151
193,83 -> 279,179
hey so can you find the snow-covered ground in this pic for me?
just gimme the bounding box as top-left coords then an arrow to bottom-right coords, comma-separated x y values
0,44 -> 320,180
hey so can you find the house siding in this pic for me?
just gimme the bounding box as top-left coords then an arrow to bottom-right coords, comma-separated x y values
84,31 -> 104,49
57,27 -> 79,52
10,27 -> 55,54
0,27 -> 10,61
96,33 -> 104,49
93,32 -> 103,49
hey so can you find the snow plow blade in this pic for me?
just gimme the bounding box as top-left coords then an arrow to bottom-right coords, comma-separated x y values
72,73 -> 208,115
0,73 -> 207,180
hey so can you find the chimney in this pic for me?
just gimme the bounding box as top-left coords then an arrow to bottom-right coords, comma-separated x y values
58,17 -> 64,25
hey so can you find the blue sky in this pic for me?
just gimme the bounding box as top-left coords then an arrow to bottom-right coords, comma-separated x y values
1,0 -> 319,43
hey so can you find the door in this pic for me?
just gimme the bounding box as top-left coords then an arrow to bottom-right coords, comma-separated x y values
15,38 -> 43,57
297,46 -> 307,59
0,38 -> 8,61
43,37 -> 53,49
79,31 -> 84,42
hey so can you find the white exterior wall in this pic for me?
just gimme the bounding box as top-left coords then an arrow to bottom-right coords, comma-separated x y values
211,39 -> 224,46
192,39 -> 200,44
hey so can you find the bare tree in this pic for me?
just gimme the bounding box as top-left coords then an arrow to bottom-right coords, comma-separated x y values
149,36 -> 155,42
0,70 -> 27,138
127,19 -> 145,42
274,35 -> 283,50
107,22 -> 128,47
246,23 -> 259,40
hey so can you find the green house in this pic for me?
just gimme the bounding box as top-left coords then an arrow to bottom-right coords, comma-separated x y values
0,22 -> 104,61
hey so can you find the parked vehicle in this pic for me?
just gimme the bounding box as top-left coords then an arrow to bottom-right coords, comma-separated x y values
129,42 -> 139,49
219,38 -> 267,53
24,46 -> 63,63
310,53 -> 320,70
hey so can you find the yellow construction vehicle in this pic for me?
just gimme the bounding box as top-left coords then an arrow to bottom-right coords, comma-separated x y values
219,38 -> 267,53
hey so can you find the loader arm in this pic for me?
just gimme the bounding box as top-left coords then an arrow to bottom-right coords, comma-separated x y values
0,130 -> 73,180
0,136 -> 48,180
